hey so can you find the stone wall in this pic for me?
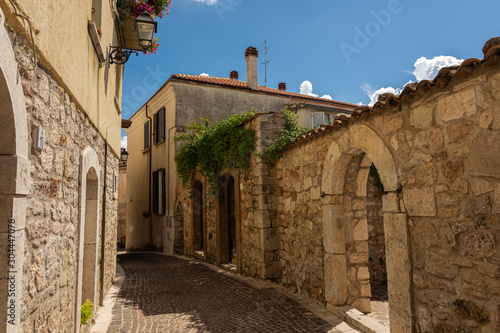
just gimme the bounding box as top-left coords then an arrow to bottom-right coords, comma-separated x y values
176,41 -> 500,332
274,134 -> 327,304
366,166 -> 386,285
274,50 -> 500,332
177,113 -> 285,278
9,27 -> 118,332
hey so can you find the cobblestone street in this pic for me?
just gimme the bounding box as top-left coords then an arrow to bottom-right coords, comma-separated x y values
106,253 -> 359,333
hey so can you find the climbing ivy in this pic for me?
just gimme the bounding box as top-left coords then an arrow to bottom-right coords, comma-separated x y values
174,109 -> 307,195
174,111 -> 257,193
259,110 -> 308,163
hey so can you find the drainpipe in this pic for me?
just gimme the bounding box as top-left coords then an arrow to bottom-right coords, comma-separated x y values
164,125 -> 176,254
144,105 -> 152,246
167,125 -> 176,216
99,139 -> 108,306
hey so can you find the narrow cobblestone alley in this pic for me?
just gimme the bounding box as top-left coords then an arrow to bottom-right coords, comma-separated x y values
105,253 -> 359,333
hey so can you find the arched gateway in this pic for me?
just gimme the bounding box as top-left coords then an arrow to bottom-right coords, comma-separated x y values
321,124 -> 413,332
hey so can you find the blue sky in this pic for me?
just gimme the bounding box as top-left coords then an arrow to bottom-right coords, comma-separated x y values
121,0 -> 500,147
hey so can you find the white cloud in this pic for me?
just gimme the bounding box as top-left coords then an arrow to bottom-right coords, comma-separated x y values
360,55 -> 463,106
321,94 -> 333,100
361,83 -> 401,106
121,135 -> 127,149
200,73 -> 209,77
299,81 -> 318,97
193,0 -> 217,5
412,55 -> 463,81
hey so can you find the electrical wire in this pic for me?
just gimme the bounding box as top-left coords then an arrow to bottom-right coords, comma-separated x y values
8,0 -> 37,71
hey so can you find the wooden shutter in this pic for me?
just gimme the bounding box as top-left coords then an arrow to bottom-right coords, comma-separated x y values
160,168 -> 166,215
144,121 -> 150,150
152,170 -> 159,214
153,112 -> 158,144
160,108 -> 165,142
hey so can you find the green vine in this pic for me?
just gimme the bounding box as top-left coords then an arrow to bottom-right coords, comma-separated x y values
259,110 -> 308,163
174,110 -> 307,196
174,111 -> 257,194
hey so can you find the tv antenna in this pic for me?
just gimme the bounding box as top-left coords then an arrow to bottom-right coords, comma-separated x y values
261,40 -> 271,87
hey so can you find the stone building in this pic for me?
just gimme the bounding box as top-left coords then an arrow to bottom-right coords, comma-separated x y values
0,0 -> 144,330
124,46 -> 356,254
176,38 -> 500,332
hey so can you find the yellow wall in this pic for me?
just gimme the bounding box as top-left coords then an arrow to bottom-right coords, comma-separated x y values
126,85 -> 176,251
0,0 -> 123,154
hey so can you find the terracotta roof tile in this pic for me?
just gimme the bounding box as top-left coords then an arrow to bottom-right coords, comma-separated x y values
169,74 -> 358,108
289,37 -> 500,147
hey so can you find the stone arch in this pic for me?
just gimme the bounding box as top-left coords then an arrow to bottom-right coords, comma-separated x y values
75,147 -> 101,332
0,7 -> 30,331
322,124 -> 398,195
174,202 -> 184,254
321,124 -> 413,332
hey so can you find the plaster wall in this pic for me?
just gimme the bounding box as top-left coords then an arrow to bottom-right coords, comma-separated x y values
172,83 -> 293,127
0,0 -> 123,153
126,86 -> 176,251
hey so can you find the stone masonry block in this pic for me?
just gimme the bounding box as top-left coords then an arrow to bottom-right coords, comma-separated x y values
436,88 -> 477,122
383,213 -> 413,332
382,192 -> 400,213
323,205 -> 345,254
0,195 -> 27,232
402,187 -> 436,217
470,178 -> 494,196
353,220 -> 368,241
0,155 -> 30,196
324,253 -> 347,306
410,105 -> 433,129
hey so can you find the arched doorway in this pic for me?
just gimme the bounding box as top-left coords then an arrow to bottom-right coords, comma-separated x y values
75,148 -> 101,332
82,168 -> 99,307
217,174 -> 236,264
340,152 -> 389,327
0,9 -> 29,330
192,180 -> 204,253
321,124 -> 413,332
174,202 -> 185,254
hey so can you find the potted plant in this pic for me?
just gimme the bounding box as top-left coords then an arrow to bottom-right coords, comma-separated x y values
117,0 -> 171,21
116,0 -> 171,54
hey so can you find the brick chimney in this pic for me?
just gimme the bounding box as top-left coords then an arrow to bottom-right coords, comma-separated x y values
230,71 -> 239,79
278,82 -> 286,91
245,46 -> 259,90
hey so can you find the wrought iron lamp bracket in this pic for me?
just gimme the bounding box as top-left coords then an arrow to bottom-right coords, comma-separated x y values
109,46 -> 139,65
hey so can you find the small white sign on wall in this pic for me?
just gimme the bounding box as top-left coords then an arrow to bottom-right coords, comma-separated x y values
33,126 -> 46,150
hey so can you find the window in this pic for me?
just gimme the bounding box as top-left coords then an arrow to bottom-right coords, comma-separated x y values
144,120 -> 150,150
312,112 -> 331,128
153,107 -> 165,144
152,168 -> 165,215
312,112 -> 324,128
